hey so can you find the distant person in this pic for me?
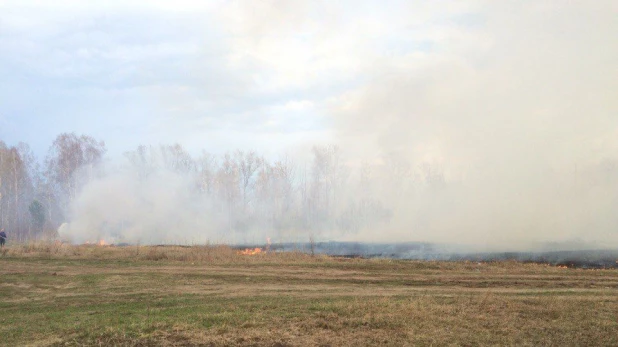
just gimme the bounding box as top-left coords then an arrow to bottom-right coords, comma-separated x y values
0,229 -> 6,248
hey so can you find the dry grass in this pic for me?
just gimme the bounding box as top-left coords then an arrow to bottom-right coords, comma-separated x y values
2,241 -> 321,263
0,243 -> 617,346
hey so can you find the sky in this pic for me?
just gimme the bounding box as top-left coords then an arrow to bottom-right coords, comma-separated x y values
1,1 -> 616,162
0,0 -> 371,158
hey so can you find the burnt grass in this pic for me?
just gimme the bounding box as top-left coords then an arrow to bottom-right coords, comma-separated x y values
0,244 -> 617,346
238,242 -> 618,269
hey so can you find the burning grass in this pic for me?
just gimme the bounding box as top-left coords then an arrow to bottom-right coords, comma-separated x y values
1,241 -> 313,263
0,243 -> 617,346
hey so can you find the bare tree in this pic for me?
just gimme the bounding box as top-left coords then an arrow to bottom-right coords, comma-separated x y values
217,153 -> 240,232
45,133 -> 106,222
272,156 -> 296,226
161,144 -> 195,174
196,151 -> 217,196
0,142 -> 36,241
254,156 -> 297,234
235,151 -> 262,212
125,145 -> 152,179
310,145 -> 349,230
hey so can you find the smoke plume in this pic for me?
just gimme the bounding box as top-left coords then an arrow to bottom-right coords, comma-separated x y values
60,2 -> 618,251
332,2 -> 618,250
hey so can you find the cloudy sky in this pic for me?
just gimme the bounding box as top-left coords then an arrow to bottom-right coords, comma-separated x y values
1,0 -> 616,164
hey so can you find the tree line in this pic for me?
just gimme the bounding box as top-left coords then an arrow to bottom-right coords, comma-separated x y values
0,133 -> 105,241
1,133 -> 453,243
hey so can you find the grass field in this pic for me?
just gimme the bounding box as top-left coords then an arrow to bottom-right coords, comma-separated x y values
1,243 -> 617,346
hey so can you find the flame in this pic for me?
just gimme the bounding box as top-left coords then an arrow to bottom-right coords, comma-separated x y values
98,239 -> 107,246
238,247 -> 263,255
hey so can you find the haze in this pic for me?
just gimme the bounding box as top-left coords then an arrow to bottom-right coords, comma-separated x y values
1,1 -> 617,250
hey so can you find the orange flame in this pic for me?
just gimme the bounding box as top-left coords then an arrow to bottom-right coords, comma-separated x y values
238,247 -> 263,255
98,239 -> 107,246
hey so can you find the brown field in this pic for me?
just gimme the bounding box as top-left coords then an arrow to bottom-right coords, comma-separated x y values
0,243 -> 617,346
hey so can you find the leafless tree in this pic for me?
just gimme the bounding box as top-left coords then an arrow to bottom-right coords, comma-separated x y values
310,145 -> 349,230
44,133 -> 106,228
161,144 -> 195,174
217,153 -> 240,232
45,133 -> 106,203
196,151 -> 217,196
0,142 -> 36,240
235,151 -> 262,212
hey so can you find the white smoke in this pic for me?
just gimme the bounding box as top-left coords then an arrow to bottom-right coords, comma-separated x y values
59,166 -> 226,245
59,1 -> 618,251
332,1 -> 618,250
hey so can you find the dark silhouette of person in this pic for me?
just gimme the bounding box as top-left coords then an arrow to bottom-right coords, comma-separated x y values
0,229 -> 6,248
